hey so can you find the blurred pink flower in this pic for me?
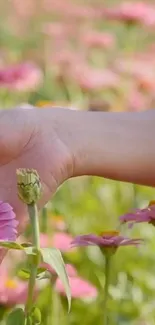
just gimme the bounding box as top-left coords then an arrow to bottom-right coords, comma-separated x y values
0,201 -> 18,242
41,262 -> 77,278
42,22 -> 74,39
127,89 -> 148,111
0,62 -> 43,92
0,268 -> 28,306
104,2 -> 153,24
52,232 -> 74,251
120,201 -> 155,227
43,0 -> 100,20
114,57 -> 151,77
137,72 -> 155,92
72,66 -> 119,91
81,31 -> 115,49
56,276 -> 97,299
114,57 -> 155,92
141,7 -> 155,26
12,0 -> 36,19
71,232 -> 142,250
40,232 -> 74,252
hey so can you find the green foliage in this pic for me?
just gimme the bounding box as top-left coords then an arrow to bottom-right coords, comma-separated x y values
17,268 -> 46,280
41,247 -> 71,311
6,309 -> 25,325
1,0 -> 155,324
0,242 -> 24,250
31,307 -> 41,324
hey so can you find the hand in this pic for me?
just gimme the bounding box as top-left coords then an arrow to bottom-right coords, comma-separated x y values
0,106 -> 74,234
0,105 -> 154,238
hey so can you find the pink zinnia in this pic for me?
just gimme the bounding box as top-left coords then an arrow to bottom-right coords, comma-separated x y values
0,276 -> 28,306
40,232 -> 74,252
72,66 -> 119,91
81,31 -> 115,49
71,231 -> 142,250
120,201 -> 155,226
56,276 -> 97,300
41,258 -> 97,300
0,62 -> 42,92
41,262 -> 77,278
0,201 -> 18,242
104,2 -> 151,24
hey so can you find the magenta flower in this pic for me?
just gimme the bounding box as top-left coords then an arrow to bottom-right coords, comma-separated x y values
71,231 -> 142,252
56,276 -> 97,300
0,62 -> 42,92
120,202 -> 155,226
0,201 -> 18,242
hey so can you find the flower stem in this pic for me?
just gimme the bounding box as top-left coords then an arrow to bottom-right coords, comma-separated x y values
25,203 -> 40,316
103,255 -> 111,325
28,203 -> 40,249
41,206 -> 48,233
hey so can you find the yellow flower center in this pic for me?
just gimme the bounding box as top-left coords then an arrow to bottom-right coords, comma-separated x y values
148,200 -> 155,207
5,279 -> 17,289
36,100 -> 55,108
100,230 -> 119,237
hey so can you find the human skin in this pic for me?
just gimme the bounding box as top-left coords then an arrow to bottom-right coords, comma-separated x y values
0,106 -> 154,234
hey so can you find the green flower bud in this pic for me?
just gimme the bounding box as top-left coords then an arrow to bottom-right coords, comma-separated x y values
16,168 -> 42,204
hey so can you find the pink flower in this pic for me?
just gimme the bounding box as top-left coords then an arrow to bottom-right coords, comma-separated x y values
0,201 -> 18,242
41,262 -> 77,278
0,62 -> 43,92
40,232 -> 74,252
42,22 -> 74,39
104,2 -> 152,24
52,232 -> 74,251
81,31 -> 115,49
120,202 -> 155,226
0,267 -> 28,306
127,89 -> 148,111
12,0 -> 36,19
71,231 -> 142,250
72,66 -> 119,91
56,276 -> 97,299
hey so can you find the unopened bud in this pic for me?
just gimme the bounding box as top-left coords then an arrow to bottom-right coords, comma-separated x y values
16,168 -> 41,204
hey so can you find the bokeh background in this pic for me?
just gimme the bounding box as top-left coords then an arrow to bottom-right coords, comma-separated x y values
0,0 -> 155,324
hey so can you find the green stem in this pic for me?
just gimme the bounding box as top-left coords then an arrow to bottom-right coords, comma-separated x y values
28,203 -> 40,249
41,207 -> 48,233
25,203 -> 40,315
103,255 -> 111,325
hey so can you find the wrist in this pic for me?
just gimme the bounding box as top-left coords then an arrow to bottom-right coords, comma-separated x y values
47,107 -> 155,187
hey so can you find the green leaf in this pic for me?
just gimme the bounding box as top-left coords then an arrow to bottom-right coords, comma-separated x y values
26,316 -> 32,325
41,248 -> 71,310
6,308 -> 25,325
21,242 -> 32,248
31,307 -> 41,324
17,269 -> 30,280
24,247 -> 36,256
17,267 -> 47,280
0,241 -> 24,250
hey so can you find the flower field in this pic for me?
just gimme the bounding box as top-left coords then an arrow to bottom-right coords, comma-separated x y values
0,0 -> 155,324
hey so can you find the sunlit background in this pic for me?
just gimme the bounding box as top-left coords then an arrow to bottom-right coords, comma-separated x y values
0,0 -> 155,324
